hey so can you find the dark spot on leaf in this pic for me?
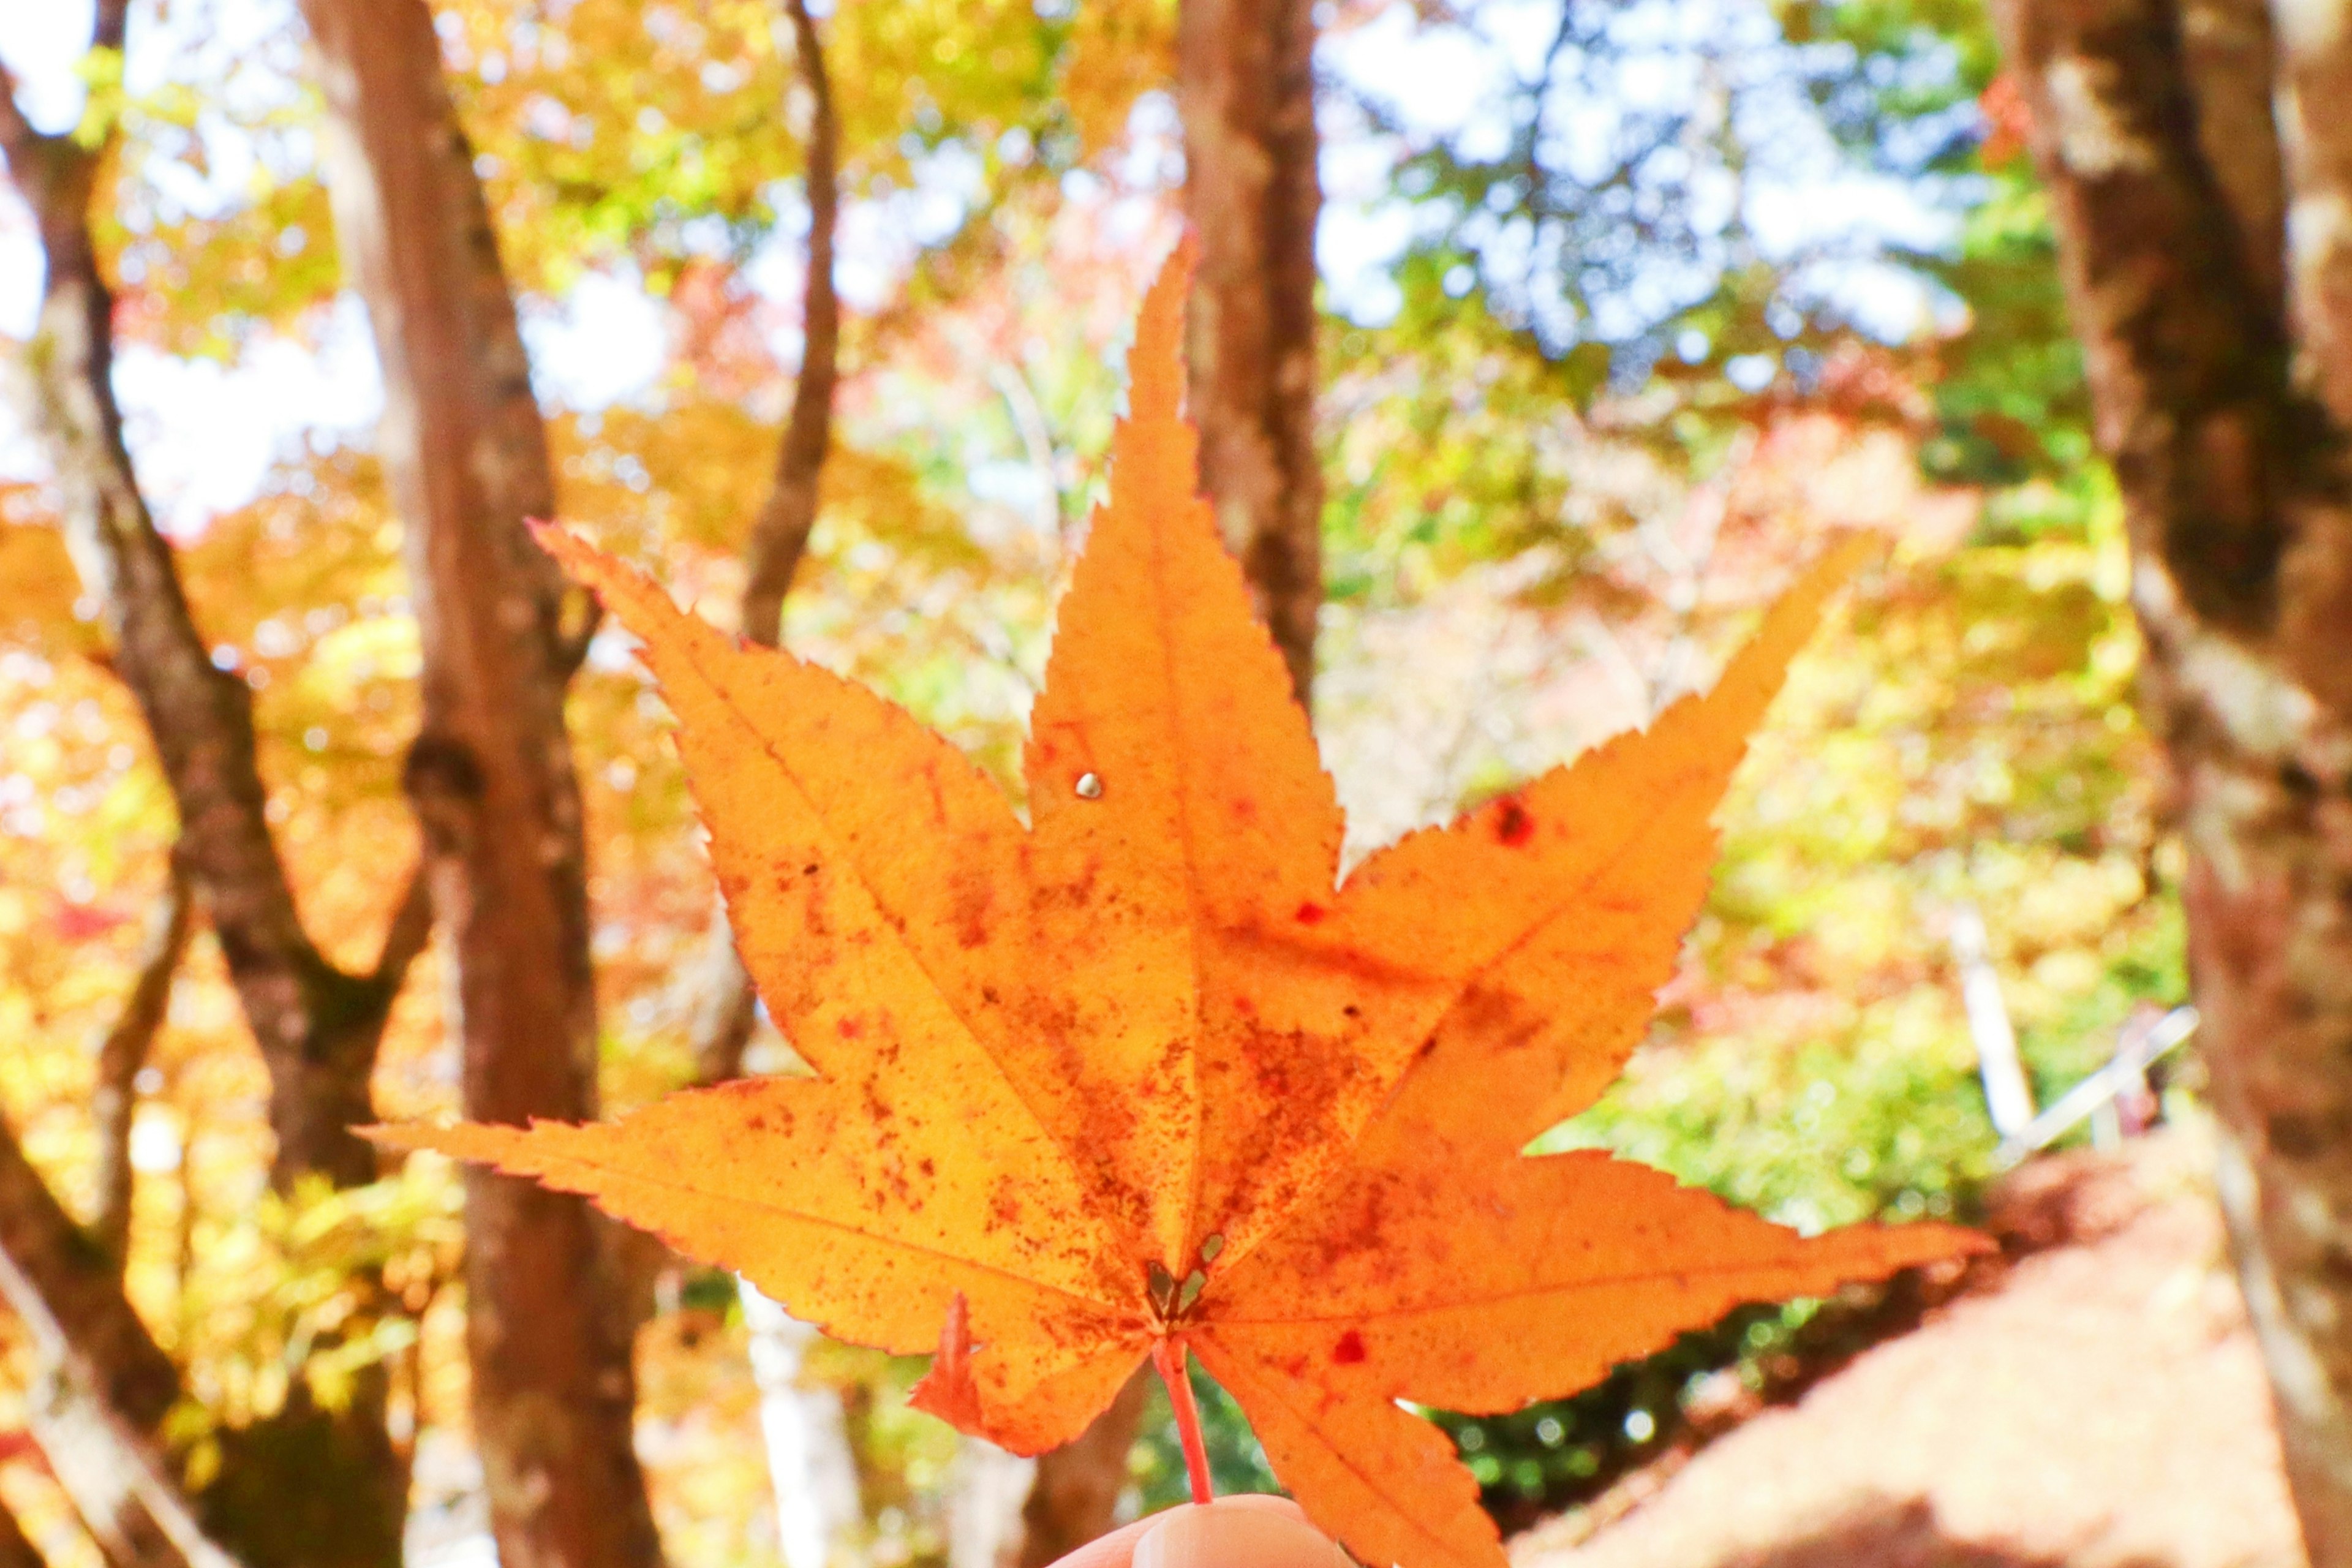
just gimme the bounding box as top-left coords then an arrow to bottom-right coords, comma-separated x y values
1332,1330 -> 1366,1365
1495,798 -> 1534,847
1295,901 -> 1327,925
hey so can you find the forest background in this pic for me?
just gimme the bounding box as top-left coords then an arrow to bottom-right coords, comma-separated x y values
0,2 -> 2184,1568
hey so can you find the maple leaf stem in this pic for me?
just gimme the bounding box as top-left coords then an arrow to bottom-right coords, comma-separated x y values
1152,1338 -> 1215,1505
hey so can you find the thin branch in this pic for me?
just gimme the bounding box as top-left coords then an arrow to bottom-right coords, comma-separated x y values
990,360 -> 1065,540
690,0 -> 844,1087
686,929 -> 763,1087
0,56 -> 41,164
739,0 -> 842,650
89,862 -> 192,1273
368,859 -> 434,993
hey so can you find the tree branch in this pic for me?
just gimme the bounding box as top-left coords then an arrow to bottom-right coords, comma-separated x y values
89,862 -> 192,1273
0,56 -> 40,163
368,859 -> 434,994
2,23 -> 418,1568
738,0 -> 840,651
688,0 -> 843,1088
0,1119 -> 176,1433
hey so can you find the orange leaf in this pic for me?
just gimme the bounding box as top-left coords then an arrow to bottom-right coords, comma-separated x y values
374,246 -> 1985,1568
908,1292 -> 986,1436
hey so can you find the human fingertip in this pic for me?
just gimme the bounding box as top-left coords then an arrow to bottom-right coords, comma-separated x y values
1132,1499 -> 1346,1568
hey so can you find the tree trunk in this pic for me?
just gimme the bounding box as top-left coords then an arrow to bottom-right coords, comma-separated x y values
1993,0 -> 2352,1558
1177,0 -> 1324,705
1012,1371 -> 1150,1568
297,9 -> 663,1568
738,1281 -> 860,1568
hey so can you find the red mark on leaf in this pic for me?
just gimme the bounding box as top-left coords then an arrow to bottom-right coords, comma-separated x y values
1494,799 -> 1534,847
1332,1329 -> 1366,1365
1295,902 -> 1328,925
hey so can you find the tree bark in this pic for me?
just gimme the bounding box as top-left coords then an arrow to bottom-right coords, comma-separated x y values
2274,0 -> 2352,428
690,0 -> 841,1088
1177,0 -> 1324,704
90,862 -> 192,1272
1993,0 -> 2352,1558
296,9 -> 662,1568
2176,0 -> 2285,308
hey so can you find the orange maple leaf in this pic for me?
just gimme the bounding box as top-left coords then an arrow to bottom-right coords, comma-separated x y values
377,246 -> 1983,1568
